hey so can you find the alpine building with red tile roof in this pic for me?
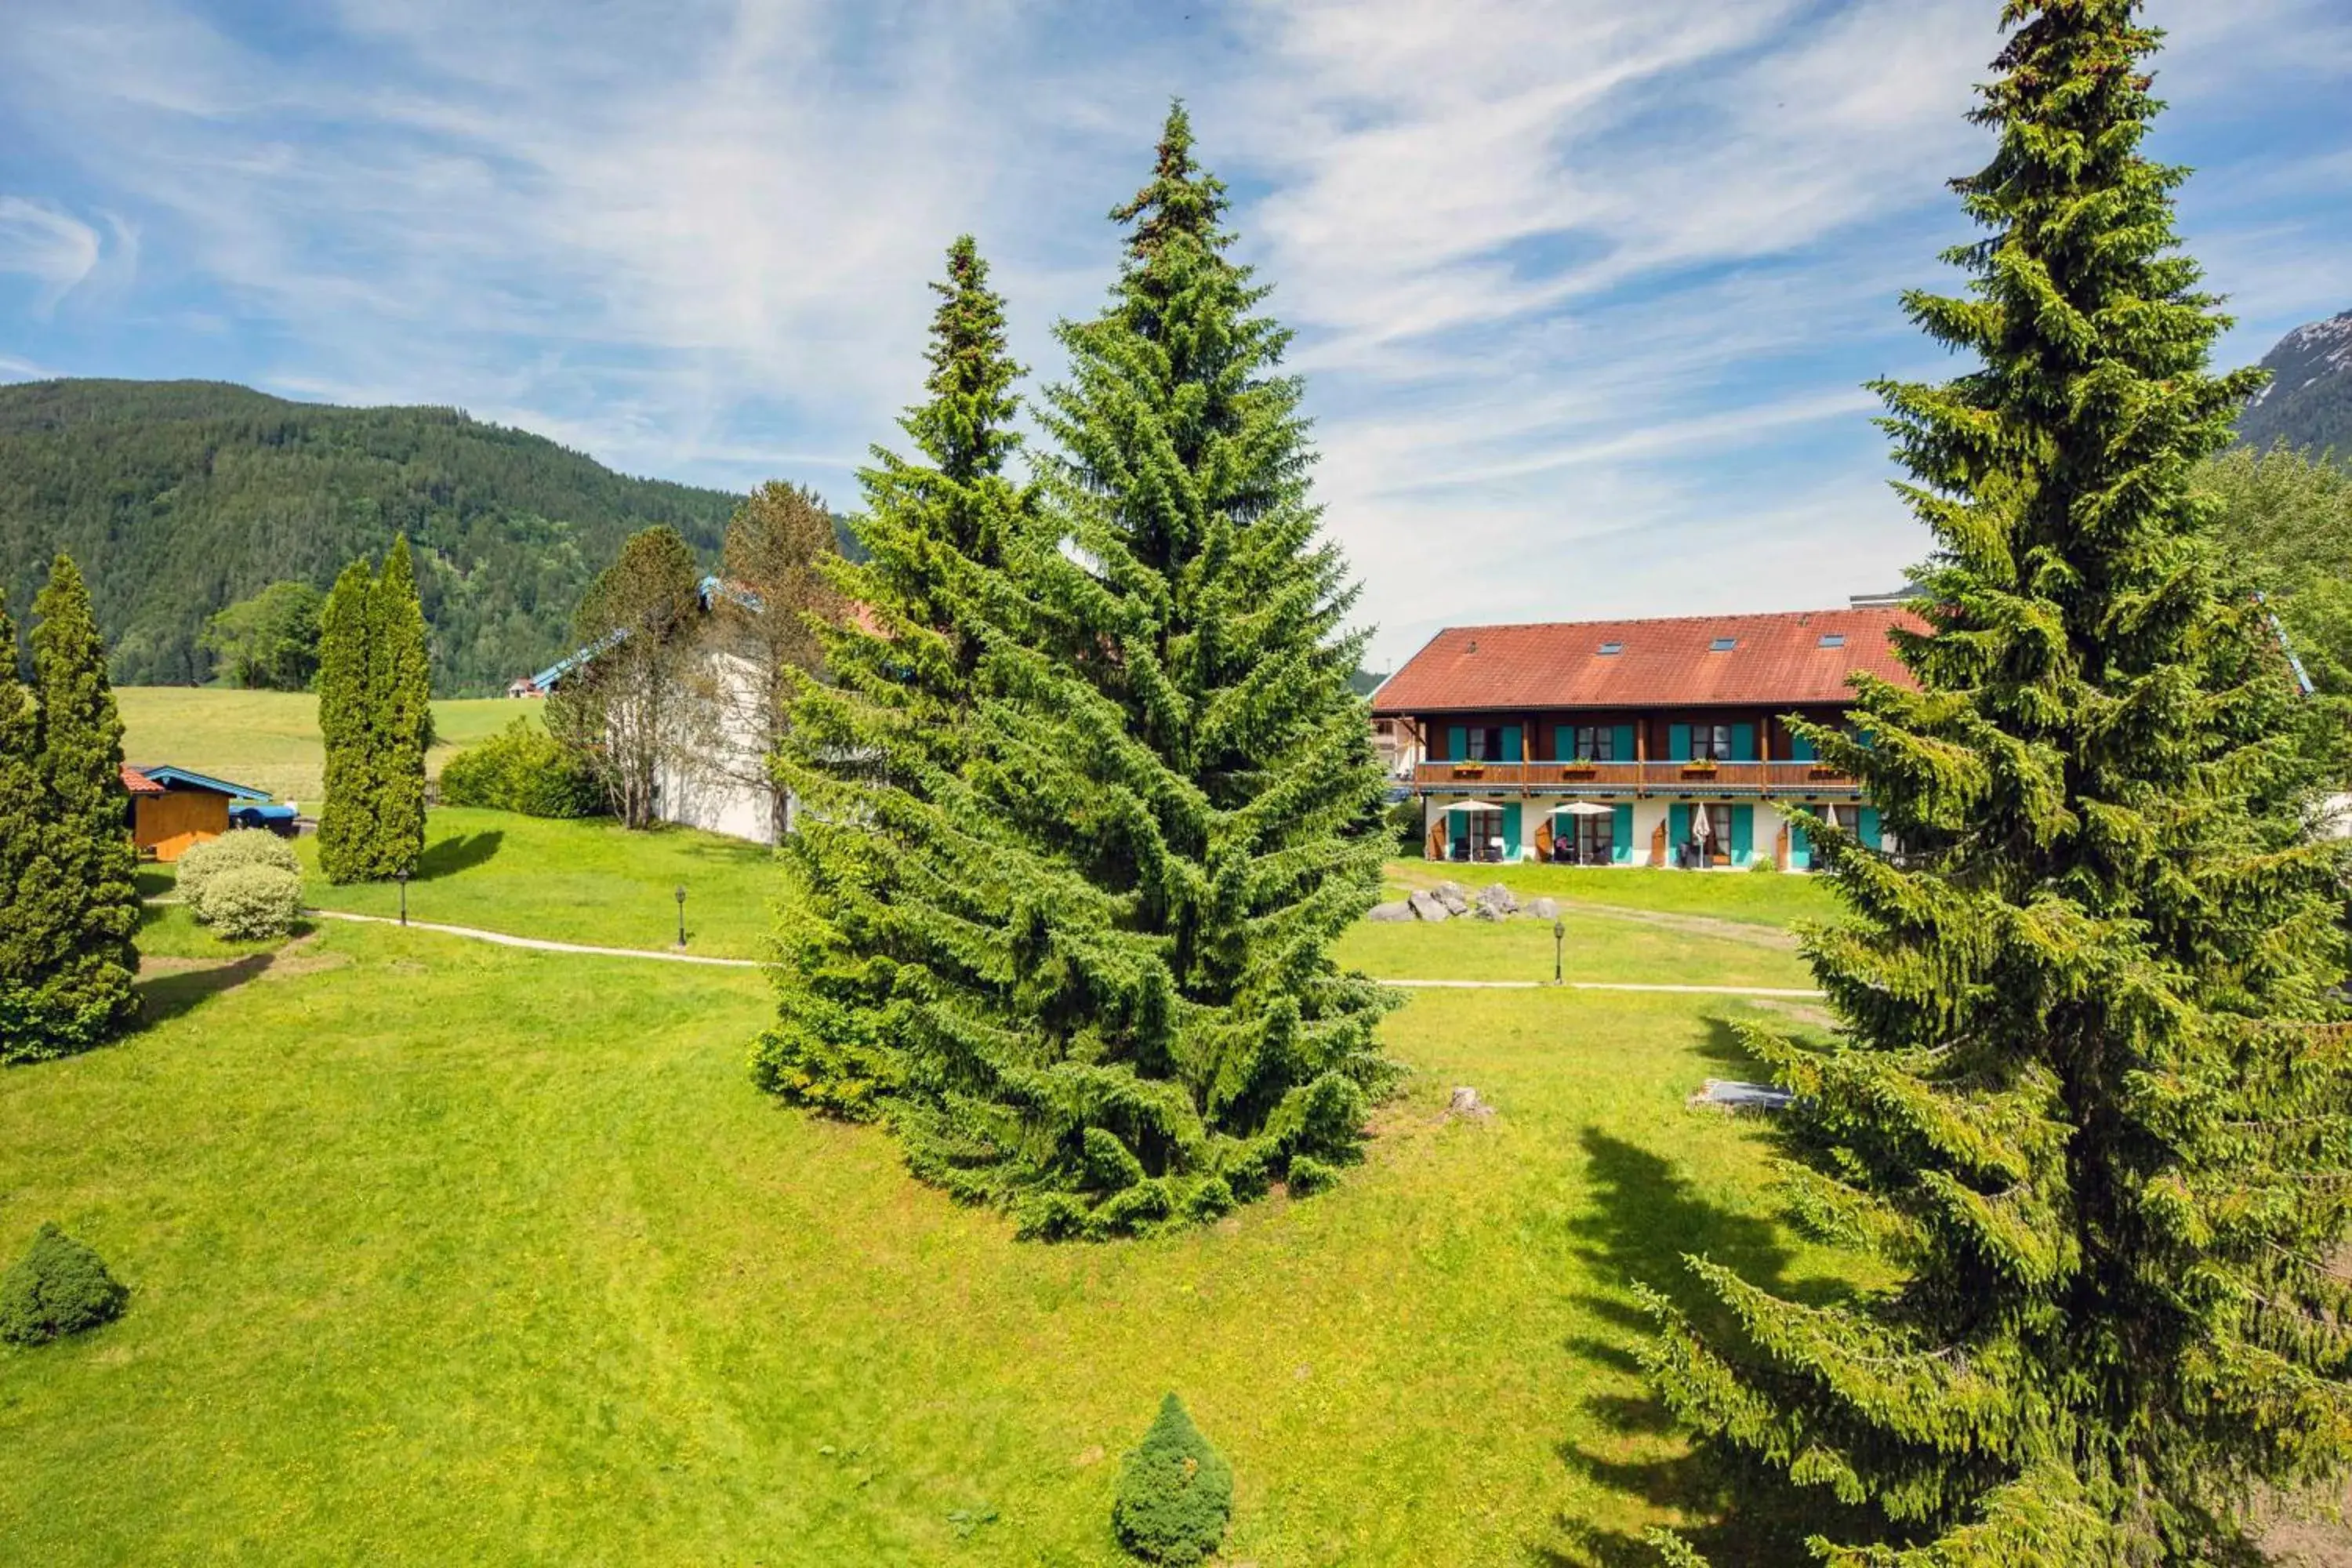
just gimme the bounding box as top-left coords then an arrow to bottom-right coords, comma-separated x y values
1371,604 -> 1922,871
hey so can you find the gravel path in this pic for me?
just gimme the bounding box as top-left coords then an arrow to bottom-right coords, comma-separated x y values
303,909 -> 760,967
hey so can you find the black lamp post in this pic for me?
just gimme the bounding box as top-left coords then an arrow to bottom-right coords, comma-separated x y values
396,867 -> 411,927
675,884 -> 688,950
1553,918 -> 1566,985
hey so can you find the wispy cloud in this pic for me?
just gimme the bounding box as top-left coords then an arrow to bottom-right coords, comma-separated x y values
0,0 -> 2342,665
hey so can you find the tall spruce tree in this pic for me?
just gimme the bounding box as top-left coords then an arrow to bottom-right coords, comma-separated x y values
372,535 -> 430,876
2,557 -> 139,1061
1639,6 -> 2352,1563
316,557 -> 377,884
755,234 -> 1038,1116
755,114 -> 1396,1240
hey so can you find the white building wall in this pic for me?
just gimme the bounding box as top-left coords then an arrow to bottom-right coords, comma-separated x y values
652,645 -> 789,847
1415,794 -> 1841,869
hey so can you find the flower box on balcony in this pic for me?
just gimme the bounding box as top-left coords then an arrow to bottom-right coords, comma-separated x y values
1561,765 -> 1598,781
1450,765 -> 1486,780
1806,766 -> 1846,782
1679,764 -> 1719,781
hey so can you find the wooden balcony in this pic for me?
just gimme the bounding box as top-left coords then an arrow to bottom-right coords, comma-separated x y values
1410,759 -> 1863,797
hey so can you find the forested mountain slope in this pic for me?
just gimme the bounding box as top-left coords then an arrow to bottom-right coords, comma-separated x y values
2238,309 -> 2352,457
0,379 -> 746,693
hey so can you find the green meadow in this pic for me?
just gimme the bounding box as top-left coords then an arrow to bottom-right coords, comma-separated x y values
8,742 -> 1869,1563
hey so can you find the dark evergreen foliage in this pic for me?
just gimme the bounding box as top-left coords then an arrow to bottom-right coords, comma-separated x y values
757,113 -> 1396,1240
1639,7 -> 2352,1563
1111,1393 -> 1233,1566
1,557 -> 140,1062
0,586 -> 46,1060
0,377 -> 739,693
0,1224 -> 129,1345
315,541 -> 430,881
314,559 -> 376,884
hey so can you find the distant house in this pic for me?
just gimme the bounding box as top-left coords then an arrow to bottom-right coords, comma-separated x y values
122,764 -> 282,862
1371,607 -> 1918,869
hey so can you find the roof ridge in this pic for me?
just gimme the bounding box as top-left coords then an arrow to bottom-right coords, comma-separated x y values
1426,606 -> 1901,637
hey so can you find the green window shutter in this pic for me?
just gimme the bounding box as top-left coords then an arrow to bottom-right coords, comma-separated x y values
1669,804 -> 1691,849
1502,725 -> 1523,763
1731,723 -> 1756,761
1502,804 -> 1523,859
1447,724 -> 1466,762
1611,804 -> 1633,863
1553,725 -> 1572,763
1730,805 -> 1754,862
1857,806 -> 1882,850
1668,724 -> 1691,761
1789,729 -> 1817,763
1790,818 -> 1812,869
1613,724 -> 1634,763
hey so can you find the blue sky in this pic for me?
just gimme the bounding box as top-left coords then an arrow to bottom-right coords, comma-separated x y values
2,0 -> 2347,667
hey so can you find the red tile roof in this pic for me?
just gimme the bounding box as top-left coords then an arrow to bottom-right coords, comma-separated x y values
1370,607 -> 1922,715
120,764 -> 165,794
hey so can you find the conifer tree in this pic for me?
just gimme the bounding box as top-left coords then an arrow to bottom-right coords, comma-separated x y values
316,557 -> 377,884
756,234 -> 1038,1115
372,535 -> 430,876
0,589 -> 49,1061
2,557 -> 139,1060
756,114 -> 1396,1239
1639,6 -> 2352,1562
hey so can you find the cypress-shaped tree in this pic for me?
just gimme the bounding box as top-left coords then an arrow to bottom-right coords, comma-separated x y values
2,557 -> 140,1060
757,112 -> 1396,1240
0,588 -> 50,1061
372,535 -> 431,877
755,234 -> 1039,1116
1639,5 -> 2352,1563
316,557 -> 377,884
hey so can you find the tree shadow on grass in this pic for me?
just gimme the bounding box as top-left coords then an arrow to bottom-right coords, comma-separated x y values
1536,1128 -> 1864,1567
415,829 -> 503,880
137,952 -> 275,1028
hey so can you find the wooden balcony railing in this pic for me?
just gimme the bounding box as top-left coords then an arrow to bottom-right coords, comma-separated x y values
1411,760 -> 1862,795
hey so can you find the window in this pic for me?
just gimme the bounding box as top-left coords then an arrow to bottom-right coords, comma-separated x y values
1693,724 -> 1737,760
1465,726 -> 1498,761
1449,809 -> 1504,862
1598,640 -> 1624,655
1557,814 -> 1613,865
1570,724 -> 1617,761
1818,632 -> 1846,648
1708,637 -> 1737,652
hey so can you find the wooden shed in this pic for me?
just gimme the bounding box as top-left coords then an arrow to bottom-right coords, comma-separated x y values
124,765 -> 272,862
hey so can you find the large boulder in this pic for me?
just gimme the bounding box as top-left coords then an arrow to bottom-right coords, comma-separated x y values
1408,891 -> 1450,922
1473,902 -> 1507,922
1476,883 -> 1518,915
1435,882 -> 1472,916
1367,901 -> 1415,923
1529,896 -> 1559,921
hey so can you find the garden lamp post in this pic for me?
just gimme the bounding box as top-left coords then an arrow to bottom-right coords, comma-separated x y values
675,884 -> 688,950
1553,918 -> 1565,985
396,867 -> 411,927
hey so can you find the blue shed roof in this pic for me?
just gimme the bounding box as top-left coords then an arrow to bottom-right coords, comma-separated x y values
132,765 -> 274,801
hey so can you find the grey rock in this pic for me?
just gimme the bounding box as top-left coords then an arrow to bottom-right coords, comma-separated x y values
1476,882 -> 1518,914
1367,901 -> 1415,923
1529,896 -> 1559,920
1474,902 -> 1507,922
1434,880 -> 1469,903
1437,888 -> 1471,916
1407,890 -> 1450,922
1446,1086 -> 1496,1120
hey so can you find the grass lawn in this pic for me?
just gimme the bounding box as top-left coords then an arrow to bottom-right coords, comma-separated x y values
290,807 -> 779,960
117,687 -> 528,804
0,892 -> 1858,1564
1388,860 -> 1842,929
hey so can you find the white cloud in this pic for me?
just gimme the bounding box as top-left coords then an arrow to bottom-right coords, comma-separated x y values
0,197 -> 136,311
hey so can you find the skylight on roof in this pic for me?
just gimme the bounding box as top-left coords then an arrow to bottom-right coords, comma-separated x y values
1819,632 -> 1847,648
1597,641 -> 1624,655
1708,637 -> 1737,652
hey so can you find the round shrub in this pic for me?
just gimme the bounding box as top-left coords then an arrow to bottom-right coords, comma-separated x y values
439,719 -> 602,818
1112,1393 -> 1232,1565
177,828 -> 301,916
0,1223 -> 129,1345
194,863 -> 304,940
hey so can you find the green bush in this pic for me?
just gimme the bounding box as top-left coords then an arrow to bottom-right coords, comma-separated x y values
1112,1393 -> 1233,1565
1385,797 -> 1425,855
195,864 -> 303,941
439,719 -> 603,818
0,1223 -> 129,1345
177,828 -> 300,916
1748,857 -> 1779,873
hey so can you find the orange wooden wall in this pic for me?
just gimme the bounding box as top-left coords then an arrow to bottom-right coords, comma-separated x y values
135,792 -> 230,862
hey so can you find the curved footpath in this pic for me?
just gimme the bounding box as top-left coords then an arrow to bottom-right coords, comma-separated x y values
299,909 -> 1821,994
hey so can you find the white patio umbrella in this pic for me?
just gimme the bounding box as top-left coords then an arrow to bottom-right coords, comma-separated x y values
1443,799 -> 1504,813
1692,802 -> 1714,842
1819,804 -> 1842,831
1549,801 -> 1616,818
